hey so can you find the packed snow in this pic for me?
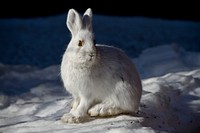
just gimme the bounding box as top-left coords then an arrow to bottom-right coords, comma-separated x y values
0,12 -> 200,133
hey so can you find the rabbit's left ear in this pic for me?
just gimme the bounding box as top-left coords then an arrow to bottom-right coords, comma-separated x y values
67,9 -> 83,37
82,8 -> 93,31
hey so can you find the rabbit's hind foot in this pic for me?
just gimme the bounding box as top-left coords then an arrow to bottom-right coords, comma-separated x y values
61,113 -> 85,123
88,103 -> 123,117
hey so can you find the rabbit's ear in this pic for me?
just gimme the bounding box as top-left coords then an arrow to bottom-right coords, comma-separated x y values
82,8 -> 93,31
67,9 -> 83,37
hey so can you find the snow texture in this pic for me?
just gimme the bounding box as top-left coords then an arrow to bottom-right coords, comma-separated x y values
0,13 -> 200,133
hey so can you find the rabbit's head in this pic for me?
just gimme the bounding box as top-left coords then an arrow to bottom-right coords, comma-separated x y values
66,8 -> 97,66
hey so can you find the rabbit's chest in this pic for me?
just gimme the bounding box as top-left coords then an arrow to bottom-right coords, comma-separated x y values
62,65 -> 96,90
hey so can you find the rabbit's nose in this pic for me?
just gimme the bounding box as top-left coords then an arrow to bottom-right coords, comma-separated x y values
89,53 -> 95,57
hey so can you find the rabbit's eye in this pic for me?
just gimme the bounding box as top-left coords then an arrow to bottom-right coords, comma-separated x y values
78,40 -> 84,47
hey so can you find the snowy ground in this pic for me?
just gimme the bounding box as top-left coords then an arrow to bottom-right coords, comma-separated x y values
0,12 -> 200,133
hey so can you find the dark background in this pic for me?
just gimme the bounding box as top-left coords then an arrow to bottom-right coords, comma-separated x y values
0,0 -> 199,68
0,0 -> 199,21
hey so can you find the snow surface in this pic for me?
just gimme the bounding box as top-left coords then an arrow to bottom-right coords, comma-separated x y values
0,13 -> 200,133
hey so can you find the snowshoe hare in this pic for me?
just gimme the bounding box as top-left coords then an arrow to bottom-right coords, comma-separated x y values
61,8 -> 142,123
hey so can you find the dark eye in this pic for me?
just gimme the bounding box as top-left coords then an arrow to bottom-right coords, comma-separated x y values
78,40 -> 84,47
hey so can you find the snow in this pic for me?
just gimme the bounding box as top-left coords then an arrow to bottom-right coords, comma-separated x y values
0,12 -> 200,133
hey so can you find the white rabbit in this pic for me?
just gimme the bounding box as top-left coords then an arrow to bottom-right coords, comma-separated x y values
60,8 -> 142,123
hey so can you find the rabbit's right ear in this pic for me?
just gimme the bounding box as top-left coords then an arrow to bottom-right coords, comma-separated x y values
67,9 -> 83,37
82,8 -> 93,31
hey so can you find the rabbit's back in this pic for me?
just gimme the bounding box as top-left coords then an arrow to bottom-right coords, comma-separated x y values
96,44 -> 142,90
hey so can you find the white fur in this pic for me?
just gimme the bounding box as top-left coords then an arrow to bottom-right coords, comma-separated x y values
61,8 -> 142,123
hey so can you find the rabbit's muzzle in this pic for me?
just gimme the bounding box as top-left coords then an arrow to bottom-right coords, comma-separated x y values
88,52 -> 95,61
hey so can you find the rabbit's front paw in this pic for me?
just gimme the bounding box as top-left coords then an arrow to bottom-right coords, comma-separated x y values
88,103 -> 123,117
61,113 -> 85,123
